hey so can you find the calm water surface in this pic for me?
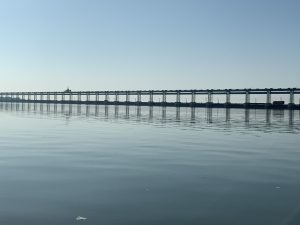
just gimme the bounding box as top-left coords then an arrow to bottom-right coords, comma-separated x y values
0,103 -> 300,225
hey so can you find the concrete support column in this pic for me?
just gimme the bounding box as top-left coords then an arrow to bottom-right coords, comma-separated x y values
289,89 -> 295,105
226,91 -> 231,104
176,91 -> 181,103
47,93 -> 50,102
245,91 -> 250,104
105,92 -> 109,102
266,90 -> 271,109
149,91 -> 153,103
96,93 -> 99,102
34,94 -> 37,101
288,89 -> 295,109
162,91 -> 166,104
22,94 -> 25,101
62,94 -> 65,102
137,92 -> 141,103
115,92 -> 119,102
77,93 -> 81,102
266,90 -> 271,104
69,94 -> 72,102
191,92 -> 196,104
86,93 -> 90,102
40,94 -> 44,101
126,92 -> 130,102
54,93 -> 57,101
207,92 -> 213,103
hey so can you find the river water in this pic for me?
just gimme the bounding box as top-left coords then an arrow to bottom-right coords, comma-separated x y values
0,103 -> 299,225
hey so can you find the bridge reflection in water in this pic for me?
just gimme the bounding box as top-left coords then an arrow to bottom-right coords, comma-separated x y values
1,102 -> 299,133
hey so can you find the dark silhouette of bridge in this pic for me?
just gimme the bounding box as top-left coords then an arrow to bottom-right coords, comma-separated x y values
0,88 -> 299,109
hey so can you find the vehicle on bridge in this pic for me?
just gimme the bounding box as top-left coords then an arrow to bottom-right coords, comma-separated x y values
64,88 -> 72,93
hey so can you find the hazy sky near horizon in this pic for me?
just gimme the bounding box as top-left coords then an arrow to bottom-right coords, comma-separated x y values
0,0 -> 299,91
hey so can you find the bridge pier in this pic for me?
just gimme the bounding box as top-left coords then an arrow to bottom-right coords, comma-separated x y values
126,92 -> 130,103
115,92 -> 119,102
149,91 -> 153,105
245,91 -> 250,107
207,91 -> 213,107
176,91 -> 181,106
266,90 -> 272,108
62,94 -> 65,102
162,91 -> 167,106
105,92 -> 109,103
191,91 -> 196,106
86,93 -> 90,102
225,90 -> 231,107
289,89 -> 295,109
137,92 -> 141,105
77,93 -> 81,102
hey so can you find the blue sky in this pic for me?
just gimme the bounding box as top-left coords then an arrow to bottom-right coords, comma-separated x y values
0,0 -> 299,91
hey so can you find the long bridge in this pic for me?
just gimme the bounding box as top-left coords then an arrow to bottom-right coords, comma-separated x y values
0,88 -> 300,109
